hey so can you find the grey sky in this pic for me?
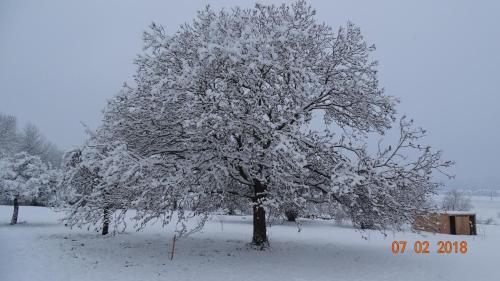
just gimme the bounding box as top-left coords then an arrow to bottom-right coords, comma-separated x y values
1,0 -> 499,189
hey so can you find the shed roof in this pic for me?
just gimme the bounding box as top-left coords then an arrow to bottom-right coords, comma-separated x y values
442,211 -> 475,215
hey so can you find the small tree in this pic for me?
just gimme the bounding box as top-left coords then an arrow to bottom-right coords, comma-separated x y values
59,131 -> 139,235
442,190 -> 472,211
0,152 -> 49,224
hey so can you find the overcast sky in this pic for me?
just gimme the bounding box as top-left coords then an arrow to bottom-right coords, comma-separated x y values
1,0 -> 499,189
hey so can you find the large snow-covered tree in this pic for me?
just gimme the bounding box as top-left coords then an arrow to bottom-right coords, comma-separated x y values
0,152 -> 50,224
68,1 -> 451,247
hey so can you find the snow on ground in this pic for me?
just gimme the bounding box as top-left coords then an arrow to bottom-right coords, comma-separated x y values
0,196 -> 499,281
470,196 -> 500,224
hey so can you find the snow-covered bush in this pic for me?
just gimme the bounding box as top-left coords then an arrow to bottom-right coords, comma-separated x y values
283,203 -> 301,222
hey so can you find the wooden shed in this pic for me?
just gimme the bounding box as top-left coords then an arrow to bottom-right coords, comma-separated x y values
413,211 -> 476,235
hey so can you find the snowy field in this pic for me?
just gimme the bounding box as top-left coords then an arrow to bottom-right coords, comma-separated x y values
1,196 -> 499,281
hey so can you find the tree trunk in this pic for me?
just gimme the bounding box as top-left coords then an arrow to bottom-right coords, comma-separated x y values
251,180 -> 268,248
10,196 -> 19,225
252,205 -> 268,246
102,207 -> 109,235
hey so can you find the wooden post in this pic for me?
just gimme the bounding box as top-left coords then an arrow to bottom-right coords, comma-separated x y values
102,207 -> 109,235
170,234 -> 176,260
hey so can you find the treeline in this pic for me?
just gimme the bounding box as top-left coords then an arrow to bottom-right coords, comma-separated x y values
0,113 -> 62,168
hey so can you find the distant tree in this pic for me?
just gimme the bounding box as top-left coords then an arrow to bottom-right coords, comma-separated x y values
19,124 -> 45,156
42,142 -> 63,168
0,152 -> 49,224
441,190 -> 472,211
0,114 -> 63,168
19,124 -> 63,168
0,113 -> 20,157
0,113 -> 63,207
